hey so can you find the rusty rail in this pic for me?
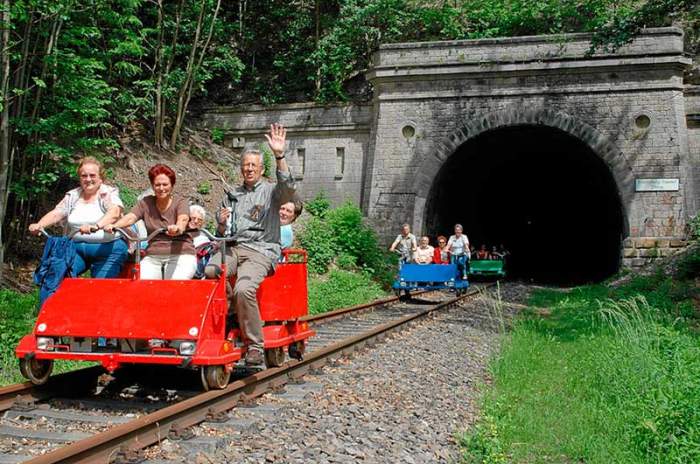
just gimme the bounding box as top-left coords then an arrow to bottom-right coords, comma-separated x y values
25,287 -> 485,464
0,366 -> 104,412
302,289 -> 430,324
0,290 -> 425,411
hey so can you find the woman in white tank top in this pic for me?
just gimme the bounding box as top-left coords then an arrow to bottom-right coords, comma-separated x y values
28,157 -> 128,278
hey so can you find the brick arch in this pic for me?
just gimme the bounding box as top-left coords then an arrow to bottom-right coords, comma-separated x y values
413,107 -> 634,234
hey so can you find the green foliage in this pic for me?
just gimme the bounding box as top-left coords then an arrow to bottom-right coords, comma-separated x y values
298,197 -> 393,286
3,0 -> 244,254
326,201 -> 392,281
197,180 -> 212,195
676,247 -> 700,280
258,144 -> 274,177
0,289 -> 37,386
462,272 -> 700,463
460,415 -> 507,464
226,0 -> 696,102
305,192 -> 331,218
299,215 -> 337,274
211,128 -> 225,144
308,269 -> 385,314
688,215 -> 700,241
115,182 -> 138,210
336,252 -> 357,270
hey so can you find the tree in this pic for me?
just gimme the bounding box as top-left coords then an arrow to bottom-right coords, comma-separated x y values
0,0 -> 10,280
169,0 -> 222,148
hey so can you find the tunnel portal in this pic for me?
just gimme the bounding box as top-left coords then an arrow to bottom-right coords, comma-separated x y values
425,125 -> 625,285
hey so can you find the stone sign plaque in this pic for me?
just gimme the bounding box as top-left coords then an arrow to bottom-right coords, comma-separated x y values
635,178 -> 679,192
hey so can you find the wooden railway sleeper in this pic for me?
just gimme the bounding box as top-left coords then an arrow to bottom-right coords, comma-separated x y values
112,446 -> 145,464
205,408 -> 229,423
13,396 -> 37,411
168,423 -> 195,441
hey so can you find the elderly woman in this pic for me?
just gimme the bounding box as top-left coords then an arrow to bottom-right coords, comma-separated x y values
28,156 -> 128,278
105,164 -> 195,280
189,204 -> 211,248
279,196 -> 303,250
446,224 -> 470,280
414,236 -> 434,264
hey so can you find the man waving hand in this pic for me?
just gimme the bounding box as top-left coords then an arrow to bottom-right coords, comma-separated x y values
206,123 -> 296,369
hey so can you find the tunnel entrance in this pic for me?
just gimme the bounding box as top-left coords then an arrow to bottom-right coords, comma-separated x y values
425,125 -> 625,285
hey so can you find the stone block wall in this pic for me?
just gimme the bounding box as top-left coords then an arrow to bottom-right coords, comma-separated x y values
685,86 -> 700,225
364,28 -> 693,270
197,103 -> 371,206
622,237 -> 689,267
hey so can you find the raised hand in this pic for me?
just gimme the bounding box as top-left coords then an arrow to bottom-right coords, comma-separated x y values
264,123 -> 286,156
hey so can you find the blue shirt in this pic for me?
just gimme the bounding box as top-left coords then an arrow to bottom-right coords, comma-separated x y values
280,224 -> 293,249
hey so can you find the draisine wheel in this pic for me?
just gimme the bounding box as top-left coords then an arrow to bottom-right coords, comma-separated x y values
264,347 -> 285,367
288,341 -> 305,361
19,358 -> 53,385
201,365 -> 230,391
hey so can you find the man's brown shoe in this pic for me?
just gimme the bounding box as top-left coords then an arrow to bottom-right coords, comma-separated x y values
244,349 -> 265,369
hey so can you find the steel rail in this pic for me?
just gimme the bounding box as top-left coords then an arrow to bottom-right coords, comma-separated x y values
0,366 -> 104,412
25,287 -> 485,464
0,289 -> 432,412
301,289 -> 430,324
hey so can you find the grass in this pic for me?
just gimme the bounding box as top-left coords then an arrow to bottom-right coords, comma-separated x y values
0,289 -> 38,385
0,289 -> 93,387
461,267 -> 700,463
308,268 -> 387,314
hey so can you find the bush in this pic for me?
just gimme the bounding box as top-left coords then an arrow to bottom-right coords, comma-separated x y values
326,201 -> 383,271
298,196 -> 394,286
676,248 -> 700,280
688,214 -> 700,241
211,128 -> 225,145
308,269 -> 386,314
115,182 -> 138,210
298,216 -> 338,274
305,191 -> 331,218
259,144 -> 274,177
197,181 -> 212,195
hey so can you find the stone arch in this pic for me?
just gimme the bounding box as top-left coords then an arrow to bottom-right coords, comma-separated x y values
413,107 -> 634,235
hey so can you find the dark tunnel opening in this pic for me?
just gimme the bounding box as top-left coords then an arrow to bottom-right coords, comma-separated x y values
425,125 -> 625,286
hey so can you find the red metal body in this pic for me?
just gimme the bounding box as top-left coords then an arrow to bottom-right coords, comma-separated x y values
16,248 -> 314,374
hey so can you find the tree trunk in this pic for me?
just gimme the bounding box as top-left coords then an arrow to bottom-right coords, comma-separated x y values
153,0 -> 165,148
154,0 -> 184,149
315,0 -> 321,96
0,0 -> 11,280
170,0 -> 221,148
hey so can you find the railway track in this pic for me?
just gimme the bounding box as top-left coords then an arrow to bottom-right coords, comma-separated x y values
0,286 -> 487,464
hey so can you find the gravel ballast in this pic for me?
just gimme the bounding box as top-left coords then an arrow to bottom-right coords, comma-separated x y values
185,283 -> 529,464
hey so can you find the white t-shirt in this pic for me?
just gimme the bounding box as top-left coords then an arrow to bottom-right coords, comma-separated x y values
414,245 -> 434,264
448,234 -> 470,256
67,199 -> 116,243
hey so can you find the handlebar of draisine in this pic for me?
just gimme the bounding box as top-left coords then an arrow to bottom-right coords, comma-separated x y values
196,229 -> 237,268
38,226 -> 166,243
